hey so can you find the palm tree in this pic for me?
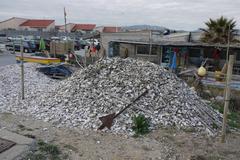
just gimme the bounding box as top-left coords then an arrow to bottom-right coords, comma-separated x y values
200,16 -> 238,44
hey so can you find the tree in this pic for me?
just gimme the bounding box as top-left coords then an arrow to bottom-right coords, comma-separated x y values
200,16 -> 238,44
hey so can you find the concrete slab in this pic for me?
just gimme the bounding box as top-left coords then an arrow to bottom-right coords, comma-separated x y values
0,129 -> 35,160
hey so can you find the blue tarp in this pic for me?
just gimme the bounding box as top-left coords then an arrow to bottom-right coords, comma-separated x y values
170,52 -> 177,70
37,64 -> 72,79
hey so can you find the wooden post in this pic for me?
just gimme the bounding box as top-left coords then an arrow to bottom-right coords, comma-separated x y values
84,47 -> 87,67
13,41 -> 15,54
221,54 -> 235,143
20,39 -> 24,100
54,42 -> 56,58
159,46 -> 163,65
149,30 -> 152,60
226,24 -> 231,62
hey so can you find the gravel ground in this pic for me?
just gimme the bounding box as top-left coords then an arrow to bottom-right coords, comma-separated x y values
1,112 -> 240,160
0,51 -> 16,67
0,63 -> 59,110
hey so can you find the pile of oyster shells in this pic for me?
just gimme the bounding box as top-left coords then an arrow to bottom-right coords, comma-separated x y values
2,58 -> 222,134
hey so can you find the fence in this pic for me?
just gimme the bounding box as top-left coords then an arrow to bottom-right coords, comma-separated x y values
0,30 -> 99,40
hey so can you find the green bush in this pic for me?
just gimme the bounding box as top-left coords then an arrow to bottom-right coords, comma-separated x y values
228,112 -> 240,129
229,97 -> 240,112
23,140 -> 62,160
211,101 -> 224,114
132,114 -> 150,136
38,140 -> 60,156
210,100 -> 240,129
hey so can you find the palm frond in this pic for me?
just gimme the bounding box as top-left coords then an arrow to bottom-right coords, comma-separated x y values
201,16 -> 238,44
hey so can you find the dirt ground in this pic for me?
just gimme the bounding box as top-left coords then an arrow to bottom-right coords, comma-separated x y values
0,112 -> 239,160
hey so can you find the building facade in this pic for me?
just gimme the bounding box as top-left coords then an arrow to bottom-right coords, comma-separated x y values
58,23 -> 75,32
101,31 -> 151,55
58,23 -> 96,33
109,40 -> 240,75
19,19 -> 55,31
100,30 -> 240,76
71,24 -> 96,33
0,17 -> 27,30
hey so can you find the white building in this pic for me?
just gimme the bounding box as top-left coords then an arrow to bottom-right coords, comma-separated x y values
19,19 -> 55,31
57,23 -> 96,33
0,17 -> 27,30
58,23 -> 75,32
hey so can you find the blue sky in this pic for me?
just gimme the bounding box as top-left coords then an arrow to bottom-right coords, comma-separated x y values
0,0 -> 240,30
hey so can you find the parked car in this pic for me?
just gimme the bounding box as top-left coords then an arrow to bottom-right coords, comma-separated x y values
60,36 -> 72,41
74,40 -> 81,50
5,40 -> 36,53
34,38 -> 51,52
51,36 -> 60,41
85,39 -> 99,46
73,40 -> 90,50
0,36 -> 8,44
79,40 -> 89,49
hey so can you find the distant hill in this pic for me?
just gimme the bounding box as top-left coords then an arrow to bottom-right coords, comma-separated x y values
236,29 -> 240,35
121,25 -> 168,32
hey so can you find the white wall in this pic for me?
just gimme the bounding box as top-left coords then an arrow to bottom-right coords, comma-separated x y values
58,23 -> 75,32
101,31 -> 150,54
95,26 -> 104,33
119,43 -> 135,58
119,43 -> 162,64
46,21 -> 55,31
0,17 -> 27,30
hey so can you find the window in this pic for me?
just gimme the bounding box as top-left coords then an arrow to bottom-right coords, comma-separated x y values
235,51 -> 240,61
151,45 -> 158,55
136,45 -> 148,55
189,48 -> 201,57
136,45 -> 158,55
37,28 -> 43,32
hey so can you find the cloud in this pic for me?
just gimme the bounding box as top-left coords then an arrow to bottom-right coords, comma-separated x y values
0,0 -> 239,30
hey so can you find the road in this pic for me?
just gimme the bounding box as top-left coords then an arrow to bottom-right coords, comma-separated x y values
0,52 -> 16,67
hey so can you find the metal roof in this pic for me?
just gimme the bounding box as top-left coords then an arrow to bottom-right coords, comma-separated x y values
72,24 -> 96,31
20,19 -> 54,28
111,39 -> 240,49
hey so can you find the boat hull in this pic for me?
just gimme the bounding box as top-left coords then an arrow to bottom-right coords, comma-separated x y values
16,55 -> 61,65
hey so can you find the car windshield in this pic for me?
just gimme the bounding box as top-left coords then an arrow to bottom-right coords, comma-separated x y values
28,41 -> 36,48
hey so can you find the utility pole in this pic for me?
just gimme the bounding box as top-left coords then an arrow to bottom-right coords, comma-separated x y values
221,24 -> 231,75
64,7 -> 67,34
64,7 -> 70,62
221,54 -> 235,143
20,39 -> 24,100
